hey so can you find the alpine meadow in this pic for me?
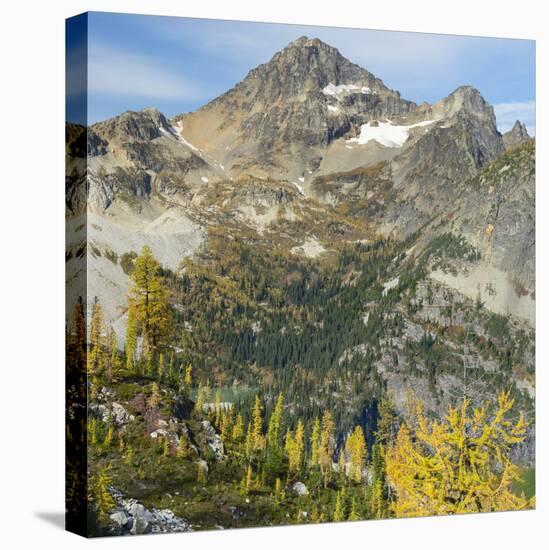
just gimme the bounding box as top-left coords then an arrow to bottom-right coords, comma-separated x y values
65,13 -> 535,537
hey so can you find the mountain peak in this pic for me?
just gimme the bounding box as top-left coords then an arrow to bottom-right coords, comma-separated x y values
432,85 -> 496,124
503,119 -> 530,149
286,35 -> 335,51
511,119 -> 529,135
92,107 -> 171,143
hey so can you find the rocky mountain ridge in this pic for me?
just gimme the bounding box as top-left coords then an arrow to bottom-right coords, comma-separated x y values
66,35 -> 534,336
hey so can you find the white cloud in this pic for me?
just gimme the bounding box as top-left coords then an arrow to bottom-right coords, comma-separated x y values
494,101 -> 535,135
88,45 -> 201,101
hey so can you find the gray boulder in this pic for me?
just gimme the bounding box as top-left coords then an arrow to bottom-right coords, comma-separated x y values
200,421 -> 224,460
292,481 -> 309,496
109,510 -> 129,528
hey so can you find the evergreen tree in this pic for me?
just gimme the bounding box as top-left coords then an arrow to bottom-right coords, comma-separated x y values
108,329 -> 121,379
158,353 -> 165,382
376,395 -> 397,445
124,445 -> 133,466
333,489 -> 345,522
125,305 -> 137,371
244,422 -> 253,459
337,448 -> 346,482
148,382 -> 161,410
89,300 -> 104,374
197,461 -> 208,483
214,389 -> 222,426
195,382 -> 204,414
348,497 -> 361,521
241,464 -> 254,495
163,437 -> 171,457
370,478 -> 386,519
177,435 -> 191,458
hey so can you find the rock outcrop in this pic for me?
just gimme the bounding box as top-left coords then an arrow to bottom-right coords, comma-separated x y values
502,120 -> 530,149
109,488 -> 191,535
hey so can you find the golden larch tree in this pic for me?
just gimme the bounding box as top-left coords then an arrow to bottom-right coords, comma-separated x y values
346,425 -> 367,483
267,393 -> 284,450
125,304 -> 137,370
128,246 -> 169,359
385,391 -> 531,518
319,411 -> 336,485
251,396 -> 265,452
309,417 -> 321,468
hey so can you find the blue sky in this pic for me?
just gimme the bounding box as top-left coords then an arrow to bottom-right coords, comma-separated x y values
67,12 -> 535,133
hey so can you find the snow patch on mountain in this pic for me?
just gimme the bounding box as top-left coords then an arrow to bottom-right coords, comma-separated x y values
172,121 -> 199,152
322,83 -> 371,96
347,120 -> 436,148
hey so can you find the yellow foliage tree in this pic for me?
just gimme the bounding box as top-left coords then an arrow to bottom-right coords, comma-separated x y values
125,304 -> 137,370
177,434 -> 191,458
108,328 -> 121,379
214,389 -> 222,426
88,300 -> 104,374
310,417 -> 321,468
91,467 -> 116,523
346,425 -> 367,483
385,391 -> 531,518
195,382 -> 204,414
184,364 -> 192,387
128,246 -> 169,359
197,460 -> 208,483
244,422 -> 254,459
251,396 -> 265,452
319,411 -> 335,486
333,489 -> 345,522
232,413 -> 244,442
240,464 -> 254,495
267,393 -> 284,450
285,419 -> 305,476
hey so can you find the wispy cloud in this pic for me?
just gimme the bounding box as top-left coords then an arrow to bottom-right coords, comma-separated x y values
494,101 -> 535,134
88,45 -> 202,101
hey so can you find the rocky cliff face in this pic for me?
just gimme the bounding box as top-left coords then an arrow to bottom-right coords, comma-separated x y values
381,86 -> 504,236
440,139 -> 536,322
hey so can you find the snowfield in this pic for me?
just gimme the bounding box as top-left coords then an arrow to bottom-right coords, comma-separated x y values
347,120 -> 436,148
322,82 -> 371,96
